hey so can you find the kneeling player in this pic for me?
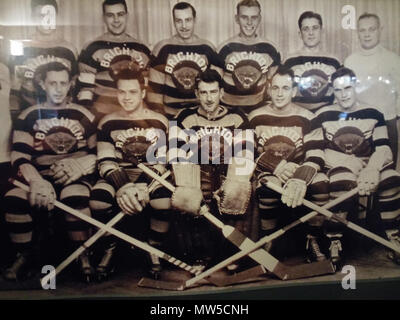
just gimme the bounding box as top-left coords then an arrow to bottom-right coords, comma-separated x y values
249,66 -> 329,262
168,69 -> 254,271
3,62 -> 97,281
89,56 -> 171,281
302,67 -> 400,267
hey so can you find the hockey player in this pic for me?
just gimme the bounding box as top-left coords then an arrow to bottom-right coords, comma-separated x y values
9,0 -> 78,115
77,0 -> 151,120
147,2 -> 222,118
217,0 -> 281,113
168,68 -> 254,271
291,67 -> 400,267
89,56 -> 171,280
284,11 -> 341,113
249,65 -> 329,262
3,62 -> 97,281
345,13 -> 400,168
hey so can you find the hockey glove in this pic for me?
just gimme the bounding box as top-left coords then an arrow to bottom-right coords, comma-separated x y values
50,156 -> 96,185
281,178 -> 307,208
171,186 -> 203,216
116,182 -> 149,215
29,179 -> 56,211
273,160 -> 300,183
357,166 -> 380,196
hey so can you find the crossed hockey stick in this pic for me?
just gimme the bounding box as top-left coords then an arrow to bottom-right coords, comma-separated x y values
10,178 -> 216,288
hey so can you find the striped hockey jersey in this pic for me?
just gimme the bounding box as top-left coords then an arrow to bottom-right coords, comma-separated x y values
284,52 -> 341,112
169,105 -> 252,164
248,103 -> 317,173
147,35 -> 222,117
11,103 -> 96,177
9,39 -> 78,113
217,35 -> 281,111
77,33 -> 151,116
97,108 -> 169,180
304,104 -> 392,170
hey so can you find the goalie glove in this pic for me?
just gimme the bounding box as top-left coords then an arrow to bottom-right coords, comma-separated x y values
29,179 -> 56,211
273,160 -> 300,183
116,182 -> 149,215
50,155 -> 96,185
214,157 -> 255,215
357,166 -> 380,196
171,186 -> 203,216
281,178 -> 307,208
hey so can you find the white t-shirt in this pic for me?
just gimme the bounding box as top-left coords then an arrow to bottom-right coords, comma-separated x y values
344,45 -> 400,121
0,62 -> 11,163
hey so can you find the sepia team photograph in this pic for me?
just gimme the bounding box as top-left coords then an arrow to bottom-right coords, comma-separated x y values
0,0 -> 399,305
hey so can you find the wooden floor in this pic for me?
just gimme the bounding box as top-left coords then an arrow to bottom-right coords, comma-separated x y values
0,242 -> 399,300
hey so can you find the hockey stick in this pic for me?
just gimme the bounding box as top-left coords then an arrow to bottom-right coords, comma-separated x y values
134,162 -> 335,283
263,180 -> 400,254
10,179 -> 207,284
40,171 -> 172,287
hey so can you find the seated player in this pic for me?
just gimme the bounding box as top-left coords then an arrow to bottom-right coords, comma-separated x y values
249,65 -> 329,262
89,56 -> 170,281
291,67 -> 400,268
3,62 -> 97,281
168,68 -> 254,271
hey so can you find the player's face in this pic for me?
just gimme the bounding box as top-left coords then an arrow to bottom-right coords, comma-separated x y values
269,74 -> 296,109
173,8 -> 195,40
117,79 -> 145,113
300,18 -> 322,49
41,70 -> 71,106
235,5 -> 261,38
32,5 -> 57,35
103,4 -> 128,36
333,75 -> 357,110
358,17 -> 381,50
196,81 -> 223,115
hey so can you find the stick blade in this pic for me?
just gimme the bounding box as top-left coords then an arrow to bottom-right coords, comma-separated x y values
208,265 -> 269,287
137,277 -> 185,291
285,260 -> 335,280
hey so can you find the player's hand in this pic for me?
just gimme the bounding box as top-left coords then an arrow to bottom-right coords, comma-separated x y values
281,178 -> 307,208
116,183 -> 149,215
50,158 -> 85,185
357,166 -> 380,196
274,161 -> 300,183
29,179 -> 56,211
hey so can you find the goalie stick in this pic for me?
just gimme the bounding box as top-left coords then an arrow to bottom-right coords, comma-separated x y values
133,162 -> 335,288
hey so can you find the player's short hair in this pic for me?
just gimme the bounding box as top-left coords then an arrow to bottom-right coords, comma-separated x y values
271,65 -> 296,87
195,69 -> 223,89
330,67 -> 357,85
102,0 -> 128,14
298,11 -> 323,29
172,2 -> 196,20
31,0 -> 58,14
236,0 -> 261,15
38,61 -> 71,82
109,55 -> 145,87
358,12 -> 380,28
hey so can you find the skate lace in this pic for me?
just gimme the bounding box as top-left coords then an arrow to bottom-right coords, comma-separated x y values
98,244 -> 116,268
150,253 -> 160,265
307,237 -> 323,258
329,240 -> 342,258
78,251 -> 91,269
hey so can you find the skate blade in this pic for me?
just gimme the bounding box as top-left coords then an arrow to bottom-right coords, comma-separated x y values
138,277 -> 185,291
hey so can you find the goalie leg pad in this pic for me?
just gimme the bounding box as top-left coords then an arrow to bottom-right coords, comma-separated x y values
171,186 -> 203,215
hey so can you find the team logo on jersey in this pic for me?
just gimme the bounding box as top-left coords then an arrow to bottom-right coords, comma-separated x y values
194,126 -> 233,163
42,129 -> 78,154
260,136 -> 297,162
100,47 -> 147,69
19,55 -> 71,80
232,60 -> 263,92
332,127 -> 366,155
165,52 -> 208,93
115,127 -> 160,163
297,69 -> 329,99
33,117 -> 84,154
